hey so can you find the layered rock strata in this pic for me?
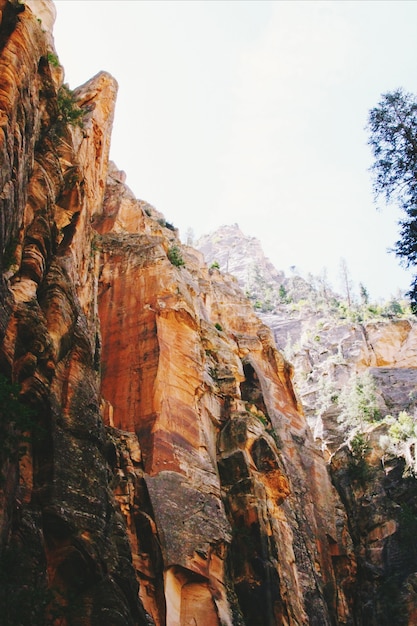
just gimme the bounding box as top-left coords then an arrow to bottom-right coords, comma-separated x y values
0,2 -> 148,623
197,222 -> 417,626
95,166 -> 356,625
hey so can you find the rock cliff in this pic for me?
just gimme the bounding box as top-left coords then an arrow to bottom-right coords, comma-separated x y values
197,227 -> 417,625
0,2 -> 415,625
197,225 -> 417,450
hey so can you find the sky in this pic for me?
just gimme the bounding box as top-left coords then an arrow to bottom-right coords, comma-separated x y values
52,0 -> 417,301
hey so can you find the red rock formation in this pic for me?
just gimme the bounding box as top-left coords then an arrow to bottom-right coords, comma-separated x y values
97,167 -> 356,625
0,2 -> 148,623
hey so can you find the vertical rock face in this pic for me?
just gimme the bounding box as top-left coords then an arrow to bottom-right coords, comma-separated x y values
196,227 -> 417,625
0,2 -> 148,623
96,168 -> 356,625
0,4 -> 356,619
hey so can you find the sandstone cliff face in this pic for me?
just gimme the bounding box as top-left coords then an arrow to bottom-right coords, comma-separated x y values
95,167 -> 356,625
197,226 -> 417,625
0,2 -> 148,623
0,2 -> 416,625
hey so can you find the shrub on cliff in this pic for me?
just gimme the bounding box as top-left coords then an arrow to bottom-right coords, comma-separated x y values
380,411 -> 417,474
50,84 -> 84,139
167,245 -> 185,267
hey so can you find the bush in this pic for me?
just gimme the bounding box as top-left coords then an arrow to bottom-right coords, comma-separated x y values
157,218 -> 175,231
348,432 -> 372,484
388,411 -> 416,442
52,84 -> 84,138
46,52 -> 60,68
167,245 -> 185,267
384,411 -> 417,474
350,432 -> 370,458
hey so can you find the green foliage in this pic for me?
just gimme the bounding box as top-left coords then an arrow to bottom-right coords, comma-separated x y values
382,411 -> 417,474
360,282 -> 369,305
158,218 -> 175,231
348,432 -> 372,484
0,374 -> 36,477
338,370 -> 381,431
246,263 -> 277,312
316,376 -> 339,419
255,412 -> 268,427
279,284 -> 289,303
368,88 -> 417,311
167,245 -> 185,267
54,84 -> 84,136
384,299 -> 404,316
350,432 -> 370,458
388,411 -> 416,442
347,456 -> 371,484
210,260 -> 220,270
46,51 -> 59,68
215,322 -> 223,332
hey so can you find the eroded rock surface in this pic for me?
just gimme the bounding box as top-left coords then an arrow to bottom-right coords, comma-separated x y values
0,2 -> 148,623
96,168 -> 356,625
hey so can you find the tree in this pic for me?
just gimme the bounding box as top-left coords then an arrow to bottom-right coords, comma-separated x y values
339,257 -> 353,308
367,88 -> 417,311
359,282 -> 369,306
338,370 -> 380,432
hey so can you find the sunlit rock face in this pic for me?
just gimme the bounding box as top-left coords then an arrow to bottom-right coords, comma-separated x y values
0,4 -> 355,621
0,3 -> 148,623
97,168 -> 356,625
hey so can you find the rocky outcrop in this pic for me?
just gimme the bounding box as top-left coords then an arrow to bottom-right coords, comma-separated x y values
197,224 -> 417,451
0,3 -> 357,621
196,224 -> 325,313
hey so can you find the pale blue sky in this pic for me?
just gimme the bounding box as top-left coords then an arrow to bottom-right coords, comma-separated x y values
53,0 -> 417,301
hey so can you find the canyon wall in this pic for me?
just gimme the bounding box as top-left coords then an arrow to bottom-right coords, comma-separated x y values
94,166 -> 356,625
0,2 -> 416,625
197,215 -> 417,626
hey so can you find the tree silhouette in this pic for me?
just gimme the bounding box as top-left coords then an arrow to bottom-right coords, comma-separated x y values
368,88 -> 417,311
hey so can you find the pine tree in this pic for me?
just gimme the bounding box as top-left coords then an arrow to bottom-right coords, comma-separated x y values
368,89 -> 417,311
